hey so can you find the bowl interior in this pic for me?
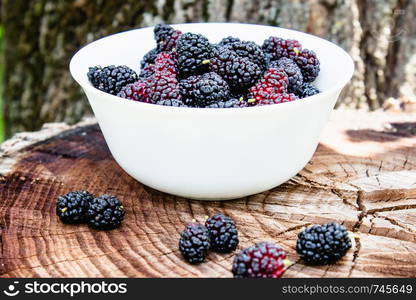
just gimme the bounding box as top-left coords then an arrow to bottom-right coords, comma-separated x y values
70,23 -> 354,96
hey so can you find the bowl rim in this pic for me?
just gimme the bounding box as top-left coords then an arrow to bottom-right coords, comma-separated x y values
69,22 -> 355,112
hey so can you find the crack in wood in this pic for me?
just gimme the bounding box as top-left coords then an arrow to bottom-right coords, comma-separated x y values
367,204 -> 416,214
331,189 -> 358,210
346,183 -> 416,276
348,190 -> 366,277
275,223 -> 312,237
373,214 -> 416,235
403,153 -> 409,168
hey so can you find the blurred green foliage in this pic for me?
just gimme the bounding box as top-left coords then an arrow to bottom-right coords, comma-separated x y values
0,25 -> 4,142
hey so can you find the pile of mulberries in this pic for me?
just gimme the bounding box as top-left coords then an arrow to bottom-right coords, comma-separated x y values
56,191 -> 125,230
228,221 -> 352,278
87,24 -> 321,107
179,213 -> 239,264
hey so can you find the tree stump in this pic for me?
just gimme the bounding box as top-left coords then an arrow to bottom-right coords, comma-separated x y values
0,109 -> 415,278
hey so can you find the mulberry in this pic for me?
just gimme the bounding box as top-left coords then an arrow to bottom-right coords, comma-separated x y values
179,72 -> 230,107
176,33 -> 212,77
87,65 -> 138,95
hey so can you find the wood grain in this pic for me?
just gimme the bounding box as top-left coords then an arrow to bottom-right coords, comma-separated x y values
0,110 -> 415,278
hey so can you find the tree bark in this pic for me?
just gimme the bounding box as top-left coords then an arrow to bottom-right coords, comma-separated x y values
1,0 -> 416,137
0,109 -> 415,277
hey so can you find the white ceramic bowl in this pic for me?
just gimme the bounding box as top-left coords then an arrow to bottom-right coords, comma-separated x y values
70,23 -> 354,200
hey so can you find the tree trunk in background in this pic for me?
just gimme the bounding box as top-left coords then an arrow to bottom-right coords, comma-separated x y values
1,0 -> 415,136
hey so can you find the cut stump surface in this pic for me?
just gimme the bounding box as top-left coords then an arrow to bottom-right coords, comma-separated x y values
0,110 -> 415,278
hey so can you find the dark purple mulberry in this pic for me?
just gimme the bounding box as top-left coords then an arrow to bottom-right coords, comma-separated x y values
211,48 -> 262,91
294,49 -> 320,82
179,223 -> 210,264
205,213 -> 239,252
296,82 -> 320,98
176,33 -> 212,77
218,36 -> 241,46
179,72 -> 230,107
223,40 -> 266,70
87,65 -> 138,95
56,191 -> 94,224
262,37 -> 302,61
296,222 -> 351,265
87,195 -> 125,230
154,24 -> 182,52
